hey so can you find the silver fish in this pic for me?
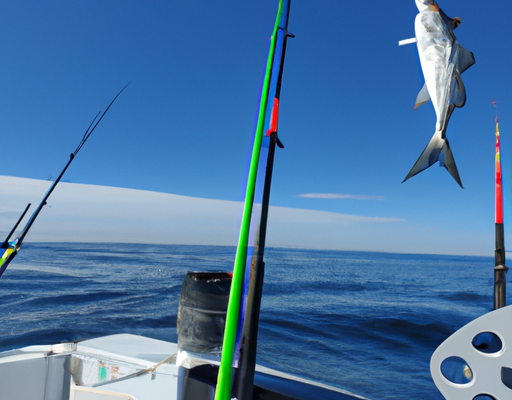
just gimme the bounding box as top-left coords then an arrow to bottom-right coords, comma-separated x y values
403,0 -> 475,187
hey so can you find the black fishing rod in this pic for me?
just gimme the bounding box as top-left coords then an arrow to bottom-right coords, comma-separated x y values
233,2 -> 293,399
1,203 -> 31,249
0,83 -> 129,278
175,2 -> 293,400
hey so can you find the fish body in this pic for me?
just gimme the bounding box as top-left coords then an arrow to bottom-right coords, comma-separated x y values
403,0 -> 475,187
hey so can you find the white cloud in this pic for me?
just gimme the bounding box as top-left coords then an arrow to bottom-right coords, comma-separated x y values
0,176 -> 400,248
0,176 -> 491,255
0,176 -> 243,246
297,193 -> 385,201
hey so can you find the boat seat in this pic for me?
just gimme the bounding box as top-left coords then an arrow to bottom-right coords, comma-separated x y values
431,305 -> 512,399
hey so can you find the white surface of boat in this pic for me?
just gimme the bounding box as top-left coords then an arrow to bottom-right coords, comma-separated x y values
0,333 -> 368,400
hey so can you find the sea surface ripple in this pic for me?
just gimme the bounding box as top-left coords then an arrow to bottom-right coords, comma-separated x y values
0,243 -> 495,400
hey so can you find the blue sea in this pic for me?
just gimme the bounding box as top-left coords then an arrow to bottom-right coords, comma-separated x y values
0,243 -> 497,400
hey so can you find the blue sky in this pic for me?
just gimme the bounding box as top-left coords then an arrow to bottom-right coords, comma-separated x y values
1,1 -> 511,256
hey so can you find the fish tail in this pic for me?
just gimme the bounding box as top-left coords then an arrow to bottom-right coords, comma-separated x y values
402,131 -> 463,188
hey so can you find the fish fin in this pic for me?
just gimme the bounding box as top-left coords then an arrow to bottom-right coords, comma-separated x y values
438,8 -> 460,31
439,138 -> 463,188
414,83 -> 430,110
454,45 -> 475,74
403,132 -> 463,188
450,71 -> 466,108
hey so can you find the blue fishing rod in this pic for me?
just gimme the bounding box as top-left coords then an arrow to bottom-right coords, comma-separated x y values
0,84 -> 129,278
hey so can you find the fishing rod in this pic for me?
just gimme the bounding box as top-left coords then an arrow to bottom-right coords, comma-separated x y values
233,5 -> 293,400
491,101 -> 508,309
0,83 -> 129,278
215,1 -> 292,399
1,203 -> 31,249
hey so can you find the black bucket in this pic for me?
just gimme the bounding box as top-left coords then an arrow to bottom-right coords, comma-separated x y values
177,271 -> 232,355
177,271 -> 232,400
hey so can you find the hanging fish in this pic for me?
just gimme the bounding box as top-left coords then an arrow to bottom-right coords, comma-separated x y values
401,0 -> 475,187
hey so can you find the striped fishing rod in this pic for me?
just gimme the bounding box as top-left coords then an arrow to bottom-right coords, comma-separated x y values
0,84 -> 129,278
215,1 -> 292,399
491,101 -> 508,309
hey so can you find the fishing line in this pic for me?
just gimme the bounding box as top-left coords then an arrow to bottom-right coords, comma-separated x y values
74,82 -> 130,156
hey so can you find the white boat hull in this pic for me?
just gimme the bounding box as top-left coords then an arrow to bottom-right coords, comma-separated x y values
0,334 -> 368,400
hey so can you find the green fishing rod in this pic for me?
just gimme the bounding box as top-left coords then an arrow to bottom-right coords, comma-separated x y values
214,2 -> 284,399
234,2 -> 293,398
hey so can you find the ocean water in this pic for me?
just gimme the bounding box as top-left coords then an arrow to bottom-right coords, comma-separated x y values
0,242 -> 497,400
